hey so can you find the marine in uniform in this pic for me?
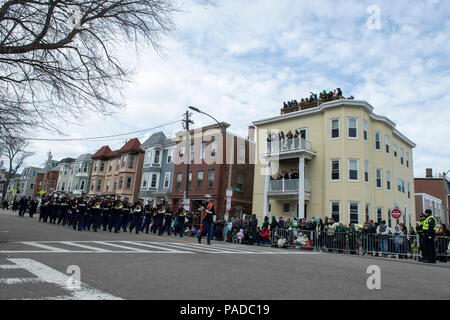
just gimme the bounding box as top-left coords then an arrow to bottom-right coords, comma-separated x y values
198,201 -> 214,245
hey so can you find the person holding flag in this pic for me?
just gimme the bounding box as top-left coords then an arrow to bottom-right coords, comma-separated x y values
198,200 -> 214,245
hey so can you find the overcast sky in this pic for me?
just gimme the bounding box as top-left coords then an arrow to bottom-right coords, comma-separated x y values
19,0 -> 450,178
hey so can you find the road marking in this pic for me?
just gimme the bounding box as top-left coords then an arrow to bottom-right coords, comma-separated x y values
0,278 -> 45,284
22,242 -> 70,252
158,241 -> 251,254
7,258 -> 122,300
90,241 -> 149,252
120,241 -> 185,253
0,264 -> 22,269
60,241 -> 113,252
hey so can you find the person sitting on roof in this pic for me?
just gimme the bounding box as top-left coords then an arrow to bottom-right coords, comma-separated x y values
337,88 -> 342,96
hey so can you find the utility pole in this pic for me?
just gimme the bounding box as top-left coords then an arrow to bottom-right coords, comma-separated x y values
182,111 -> 194,210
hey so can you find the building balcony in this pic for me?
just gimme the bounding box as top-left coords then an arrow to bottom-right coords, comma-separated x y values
262,138 -> 315,160
280,96 -> 346,115
75,172 -> 89,178
267,179 -> 311,200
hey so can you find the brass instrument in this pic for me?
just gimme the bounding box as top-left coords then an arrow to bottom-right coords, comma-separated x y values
95,202 -> 101,209
161,207 -> 166,214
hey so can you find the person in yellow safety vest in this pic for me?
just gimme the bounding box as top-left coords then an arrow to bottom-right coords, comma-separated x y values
422,209 -> 438,263
416,213 -> 426,262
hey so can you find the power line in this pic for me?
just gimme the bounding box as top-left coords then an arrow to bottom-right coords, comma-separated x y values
23,117 -> 183,142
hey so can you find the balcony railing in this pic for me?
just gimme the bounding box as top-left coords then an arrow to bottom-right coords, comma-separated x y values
266,138 -> 310,155
269,179 -> 310,193
280,96 -> 346,115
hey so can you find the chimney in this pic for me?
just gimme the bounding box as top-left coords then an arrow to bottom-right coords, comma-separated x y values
426,168 -> 433,178
248,126 -> 255,142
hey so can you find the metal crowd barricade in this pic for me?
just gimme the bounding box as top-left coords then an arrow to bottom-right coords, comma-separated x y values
271,227 -> 294,248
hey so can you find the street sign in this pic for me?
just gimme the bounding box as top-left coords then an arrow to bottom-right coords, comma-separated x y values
39,190 -> 45,196
391,209 -> 402,219
226,189 -> 233,197
226,196 -> 232,211
12,189 -> 17,194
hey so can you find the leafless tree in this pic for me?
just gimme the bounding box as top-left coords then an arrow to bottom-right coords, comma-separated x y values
0,135 -> 33,202
0,0 -> 177,137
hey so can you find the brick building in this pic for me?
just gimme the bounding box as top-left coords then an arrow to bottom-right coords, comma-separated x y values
89,138 -> 145,201
170,123 -> 255,218
414,168 -> 450,224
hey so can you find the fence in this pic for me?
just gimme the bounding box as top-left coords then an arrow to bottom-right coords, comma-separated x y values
271,227 -> 450,260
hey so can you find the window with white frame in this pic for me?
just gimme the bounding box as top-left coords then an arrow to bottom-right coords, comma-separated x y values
142,173 -> 148,188
164,172 -> 171,189
394,145 -> 398,157
153,149 -> 160,165
406,152 -> 409,168
331,201 -> 340,222
210,137 -> 217,157
377,208 -> 383,223
283,203 -> 291,214
331,159 -> 340,181
349,202 -> 360,224
197,171 -> 204,189
400,149 -> 404,165
376,169 -> 382,189
121,155 -> 127,168
145,150 -> 152,164
408,183 -> 411,199
385,135 -> 390,154
126,176 -> 132,189
331,119 -> 340,139
348,159 -> 359,181
363,120 -> 368,142
364,161 -> 369,183
167,148 -> 173,164
150,174 -> 158,188
176,173 -> 182,190
365,204 -> 370,223
348,118 -> 358,139
200,142 -> 206,161
190,144 -> 195,162
238,143 -> 246,164
375,132 -> 381,150
386,170 -> 391,191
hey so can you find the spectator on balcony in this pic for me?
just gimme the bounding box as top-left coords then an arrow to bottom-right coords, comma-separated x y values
337,88 -> 342,96
283,102 -> 288,109
286,131 -> 294,149
279,131 -> 285,151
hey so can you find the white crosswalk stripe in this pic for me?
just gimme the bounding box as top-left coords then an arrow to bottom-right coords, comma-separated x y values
0,240 -> 318,255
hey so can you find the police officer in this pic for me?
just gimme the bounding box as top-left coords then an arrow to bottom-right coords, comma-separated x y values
422,209 -> 438,263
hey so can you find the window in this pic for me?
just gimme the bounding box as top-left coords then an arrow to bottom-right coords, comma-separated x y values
187,172 -> 192,189
331,159 -> 340,181
119,177 -> 123,189
153,150 -> 160,165
348,159 -> 359,181
126,177 -> 132,189
208,169 -> 215,189
408,183 -> 411,199
199,142 -> 206,161
116,159 -> 120,170
397,179 -> 402,192
91,180 -> 94,191
364,161 -> 369,183
377,208 -> 383,223
237,174 -> 244,192
402,180 -> 405,193
298,128 -> 307,140
400,149 -> 404,165
164,172 -> 171,189
109,161 -> 113,172
150,174 -> 157,188
142,174 -> 148,188
113,179 -> 117,191
190,144 -> 195,162
176,173 -> 182,190
331,201 -> 340,222
96,180 -> 101,192
349,202 -> 359,224
61,182 -> 65,191
386,171 -> 391,191
210,138 -> 217,157
100,162 -> 105,172
376,169 -> 382,189
80,180 -> 85,191
365,204 -> 370,223
167,148 -> 173,164
93,163 -> 97,172
106,180 -> 110,191
268,203 -> 272,213
363,120 -> 368,141
179,146 -> 185,159
197,171 -> 204,189
394,145 -> 398,157
145,150 -> 152,164
375,132 -> 381,150
331,119 -> 340,139
121,155 -> 127,168
129,155 -> 135,168
385,135 -> 390,154
283,203 -> 291,214
348,118 -> 358,139
406,152 -> 409,168
83,163 -> 88,173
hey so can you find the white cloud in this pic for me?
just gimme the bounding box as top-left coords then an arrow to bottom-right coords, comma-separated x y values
13,0 -> 450,179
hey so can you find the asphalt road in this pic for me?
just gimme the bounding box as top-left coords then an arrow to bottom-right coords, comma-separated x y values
1,209 -> 449,300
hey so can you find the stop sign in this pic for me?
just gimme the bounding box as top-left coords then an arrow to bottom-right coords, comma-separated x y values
391,209 -> 402,219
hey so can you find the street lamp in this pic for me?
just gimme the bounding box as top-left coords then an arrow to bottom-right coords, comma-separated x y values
188,106 -> 229,219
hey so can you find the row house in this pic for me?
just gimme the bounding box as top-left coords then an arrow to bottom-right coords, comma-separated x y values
89,138 -> 145,201
415,168 -> 450,224
33,152 -> 60,197
252,97 -> 416,227
54,154 -> 93,196
139,132 -> 176,205
170,123 -> 255,218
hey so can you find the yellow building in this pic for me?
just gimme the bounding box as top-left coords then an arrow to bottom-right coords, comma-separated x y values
252,97 -> 416,227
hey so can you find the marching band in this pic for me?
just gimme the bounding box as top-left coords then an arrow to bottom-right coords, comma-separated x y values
37,193 -> 193,236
